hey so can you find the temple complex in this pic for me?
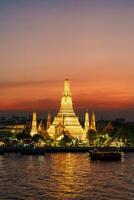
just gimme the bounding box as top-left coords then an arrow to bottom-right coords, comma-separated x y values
47,77 -> 85,140
29,78 -> 97,143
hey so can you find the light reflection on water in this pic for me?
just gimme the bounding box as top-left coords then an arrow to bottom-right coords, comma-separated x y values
0,153 -> 133,200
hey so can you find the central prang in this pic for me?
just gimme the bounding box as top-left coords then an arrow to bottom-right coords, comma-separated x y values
47,77 -> 85,140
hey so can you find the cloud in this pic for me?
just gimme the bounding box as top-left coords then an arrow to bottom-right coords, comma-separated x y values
0,98 -> 59,111
0,80 -> 62,89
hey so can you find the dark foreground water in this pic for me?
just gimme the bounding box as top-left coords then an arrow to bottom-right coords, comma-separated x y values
0,153 -> 133,200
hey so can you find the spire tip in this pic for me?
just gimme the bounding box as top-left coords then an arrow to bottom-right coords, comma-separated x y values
66,76 -> 69,80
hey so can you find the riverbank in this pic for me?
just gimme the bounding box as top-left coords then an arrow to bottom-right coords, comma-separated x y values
0,146 -> 134,153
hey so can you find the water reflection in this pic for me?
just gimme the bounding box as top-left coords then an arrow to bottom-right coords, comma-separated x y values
0,153 -> 133,200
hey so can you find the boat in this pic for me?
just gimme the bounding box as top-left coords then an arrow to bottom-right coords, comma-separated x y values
89,150 -> 123,161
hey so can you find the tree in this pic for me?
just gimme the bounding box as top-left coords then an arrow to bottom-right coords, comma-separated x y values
87,130 -> 98,146
16,131 -> 31,140
32,134 -> 45,143
59,134 -> 73,147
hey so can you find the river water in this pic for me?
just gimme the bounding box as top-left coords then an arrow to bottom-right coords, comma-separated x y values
0,153 -> 133,200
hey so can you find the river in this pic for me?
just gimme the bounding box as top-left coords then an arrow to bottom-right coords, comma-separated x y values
0,153 -> 133,200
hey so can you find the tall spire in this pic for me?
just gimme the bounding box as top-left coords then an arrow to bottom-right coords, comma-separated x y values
84,111 -> 90,133
59,77 -> 75,116
63,77 -> 71,96
46,112 -> 51,130
90,112 -> 96,131
47,77 -> 84,139
30,112 -> 38,136
38,120 -> 44,133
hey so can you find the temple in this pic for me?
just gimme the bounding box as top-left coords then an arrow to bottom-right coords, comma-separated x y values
29,78 -> 97,142
47,77 -> 85,139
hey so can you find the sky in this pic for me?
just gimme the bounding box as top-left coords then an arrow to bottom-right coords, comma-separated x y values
0,0 -> 134,120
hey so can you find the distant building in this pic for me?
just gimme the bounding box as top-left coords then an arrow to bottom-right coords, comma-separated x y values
0,124 -> 25,134
103,121 -> 114,133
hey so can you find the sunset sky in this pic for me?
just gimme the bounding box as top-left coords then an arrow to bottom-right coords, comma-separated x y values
0,0 -> 134,120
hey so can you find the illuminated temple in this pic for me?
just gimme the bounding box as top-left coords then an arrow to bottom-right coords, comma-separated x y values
30,77 -> 96,142
47,77 -> 85,140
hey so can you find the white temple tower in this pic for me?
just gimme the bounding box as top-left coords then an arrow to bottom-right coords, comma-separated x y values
47,77 -> 84,139
90,112 -> 96,131
46,112 -> 51,130
84,111 -> 90,133
30,112 -> 38,136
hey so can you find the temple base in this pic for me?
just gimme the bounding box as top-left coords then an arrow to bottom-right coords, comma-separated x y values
47,115 -> 85,140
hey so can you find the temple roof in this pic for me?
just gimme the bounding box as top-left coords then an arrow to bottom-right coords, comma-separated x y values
103,121 -> 114,132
